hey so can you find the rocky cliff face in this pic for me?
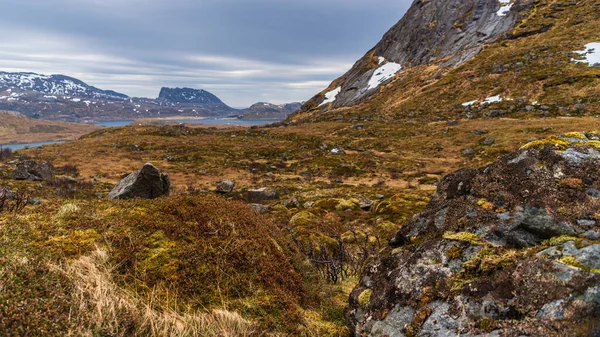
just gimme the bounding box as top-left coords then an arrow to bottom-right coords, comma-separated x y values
158,87 -> 225,105
347,133 -> 600,336
298,0 -> 534,112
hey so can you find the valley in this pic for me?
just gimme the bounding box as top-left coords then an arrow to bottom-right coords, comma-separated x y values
1,0 -> 600,336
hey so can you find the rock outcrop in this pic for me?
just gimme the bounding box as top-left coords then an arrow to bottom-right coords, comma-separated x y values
347,133 -> 600,336
12,160 -> 56,181
297,0 -> 535,111
107,163 -> 170,200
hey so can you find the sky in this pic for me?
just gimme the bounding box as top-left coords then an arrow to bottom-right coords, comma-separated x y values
0,0 -> 411,108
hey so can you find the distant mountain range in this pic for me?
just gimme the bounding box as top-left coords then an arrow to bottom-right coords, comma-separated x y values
0,71 -> 300,122
0,72 -> 128,100
241,102 -> 303,120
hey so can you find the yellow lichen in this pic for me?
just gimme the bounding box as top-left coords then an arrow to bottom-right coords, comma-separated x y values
477,198 -> 495,211
357,289 -> 373,307
520,137 -> 571,151
544,235 -> 584,248
446,246 -> 463,260
563,132 -> 587,139
442,231 -> 484,245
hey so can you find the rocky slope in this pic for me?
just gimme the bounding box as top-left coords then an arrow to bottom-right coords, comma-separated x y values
290,0 -> 600,123
297,0 -> 533,111
347,133 -> 600,336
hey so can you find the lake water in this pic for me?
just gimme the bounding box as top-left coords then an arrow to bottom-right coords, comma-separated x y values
94,119 -> 280,127
2,140 -> 66,151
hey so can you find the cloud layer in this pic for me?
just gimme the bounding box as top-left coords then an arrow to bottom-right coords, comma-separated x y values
0,0 -> 411,107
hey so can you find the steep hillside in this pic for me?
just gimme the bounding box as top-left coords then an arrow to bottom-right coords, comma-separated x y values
290,0 -> 600,123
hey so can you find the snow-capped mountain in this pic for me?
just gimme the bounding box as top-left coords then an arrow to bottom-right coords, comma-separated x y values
158,87 -> 224,104
0,72 -> 128,99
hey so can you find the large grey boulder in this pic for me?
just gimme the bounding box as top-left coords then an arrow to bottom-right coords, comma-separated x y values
12,160 -> 56,181
107,163 -> 170,200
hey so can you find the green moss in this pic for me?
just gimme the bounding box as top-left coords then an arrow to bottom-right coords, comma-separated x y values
462,247 -> 519,274
442,231 -> 484,245
289,211 -> 321,228
357,289 -> 373,307
520,137 -> 571,151
313,198 -> 361,211
544,235 -> 585,248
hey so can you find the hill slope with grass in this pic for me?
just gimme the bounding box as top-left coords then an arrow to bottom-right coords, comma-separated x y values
290,0 -> 600,123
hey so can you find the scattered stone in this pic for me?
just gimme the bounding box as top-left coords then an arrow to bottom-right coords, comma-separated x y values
107,163 -> 170,200
480,137 -> 495,146
462,148 -> 475,157
247,187 -> 279,201
352,124 -> 364,130
470,129 -> 488,135
448,120 -> 459,126
331,148 -> 346,155
283,197 -> 301,209
303,201 -> 315,208
359,197 -> 374,211
12,160 -> 56,181
216,180 -> 235,194
250,204 -> 270,214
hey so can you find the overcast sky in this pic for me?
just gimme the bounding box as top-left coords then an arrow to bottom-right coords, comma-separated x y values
0,0 -> 411,107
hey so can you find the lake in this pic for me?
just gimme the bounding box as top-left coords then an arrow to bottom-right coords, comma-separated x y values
2,140 -> 66,151
94,118 -> 281,127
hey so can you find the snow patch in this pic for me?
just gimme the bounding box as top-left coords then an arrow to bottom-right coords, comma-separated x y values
319,87 -> 342,106
497,0 -> 513,16
572,42 -> 600,66
367,61 -> 402,90
378,56 -> 386,65
462,100 -> 477,107
483,95 -> 503,104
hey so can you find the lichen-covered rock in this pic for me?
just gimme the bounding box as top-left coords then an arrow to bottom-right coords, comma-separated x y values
107,163 -> 170,200
12,160 -> 56,181
347,133 -> 600,336
216,179 -> 235,194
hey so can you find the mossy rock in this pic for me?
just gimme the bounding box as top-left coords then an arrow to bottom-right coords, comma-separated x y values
313,198 -> 361,211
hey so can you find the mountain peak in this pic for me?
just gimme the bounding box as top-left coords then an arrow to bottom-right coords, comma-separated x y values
0,71 -> 128,99
158,87 -> 224,104
296,0 -> 534,112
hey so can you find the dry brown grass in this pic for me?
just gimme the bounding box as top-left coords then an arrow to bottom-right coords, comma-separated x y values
0,111 -> 99,144
55,249 -> 258,337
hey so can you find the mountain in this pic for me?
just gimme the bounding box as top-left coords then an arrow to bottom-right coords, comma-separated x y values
0,72 -> 128,100
290,0 -> 600,123
158,87 -> 224,104
240,102 -> 302,120
0,74 -> 238,121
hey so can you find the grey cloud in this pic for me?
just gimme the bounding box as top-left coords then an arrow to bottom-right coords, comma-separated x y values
0,0 -> 412,107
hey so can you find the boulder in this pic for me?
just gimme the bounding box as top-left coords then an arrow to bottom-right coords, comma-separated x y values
12,160 -> 56,181
348,133 -> 600,336
247,187 -> 279,201
107,163 -> 170,200
250,204 -> 270,214
216,180 -> 235,194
